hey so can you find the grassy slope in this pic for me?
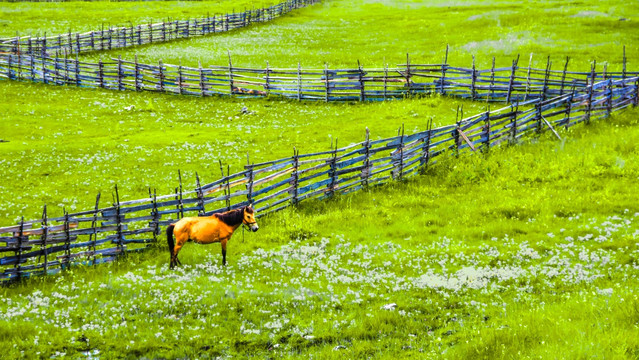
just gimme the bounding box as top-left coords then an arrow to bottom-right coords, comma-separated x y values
1,109 -> 638,359
1,0 -> 639,358
0,0 -> 280,38
75,0 -> 639,69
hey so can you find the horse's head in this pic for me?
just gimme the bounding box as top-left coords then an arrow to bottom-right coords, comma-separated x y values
243,205 -> 259,232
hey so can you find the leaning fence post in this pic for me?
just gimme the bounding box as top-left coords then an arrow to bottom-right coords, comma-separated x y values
563,85 -> 575,128
524,53 -> 533,101
75,53 -> 80,87
394,124 -> 405,180
510,103 -> 519,145
265,61 -> 271,96
506,55 -> 520,104
542,56 -> 551,101
383,63 -> 388,100
421,118 -> 433,170
178,61 -> 184,95
559,57 -> 569,96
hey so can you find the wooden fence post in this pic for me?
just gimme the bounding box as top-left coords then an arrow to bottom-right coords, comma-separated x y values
98,59 -> 104,88
559,57 -> 569,95
178,61 -> 184,95
471,55 -> 477,100
323,63 -> 329,102
327,140 -> 338,198
195,173 -> 205,216
394,125 -> 405,180
199,60 -> 205,96
158,60 -> 165,92
358,60 -> 365,102
246,153 -> 254,206
421,119 -> 433,169
440,44 -> 448,95
541,56 -> 551,101
177,170 -> 184,218
228,52 -> 234,95
290,148 -> 299,206
297,62 -> 302,101
524,53 -> 533,101
383,63 -> 388,100
134,55 -> 141,91
585,61 -> 596,124
40,206 -> 48,275
63,209 -> 71,269
484,108 -> 491,151
510,103 -> 519,145
89,193 -> 100,265
114,185 -> 124,254
361,128 -> 371,188
117,55 -> 124,91
75,53 -> 80,87
487,56 -> 495,102
506,54 -> 519,104
15,217 -> 24,281
405,53 -> 412,97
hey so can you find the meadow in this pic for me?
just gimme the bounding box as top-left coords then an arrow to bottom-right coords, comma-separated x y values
1,0 -> 639,358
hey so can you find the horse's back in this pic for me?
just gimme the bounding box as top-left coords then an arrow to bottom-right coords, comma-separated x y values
175,216 -> 225,244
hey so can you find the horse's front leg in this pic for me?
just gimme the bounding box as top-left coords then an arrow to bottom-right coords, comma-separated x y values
221,238 -> 228,266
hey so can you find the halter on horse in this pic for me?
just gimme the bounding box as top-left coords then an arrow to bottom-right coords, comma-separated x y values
166,205 -> 258,268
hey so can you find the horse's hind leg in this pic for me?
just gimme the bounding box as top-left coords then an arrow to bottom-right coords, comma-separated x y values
171,233 -> 188,268
221,239 -> 228,266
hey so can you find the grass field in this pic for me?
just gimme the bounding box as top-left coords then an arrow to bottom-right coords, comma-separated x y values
1,0 -> 639,358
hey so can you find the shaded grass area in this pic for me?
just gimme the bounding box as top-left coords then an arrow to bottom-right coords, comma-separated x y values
74,0 -> 639,70
1,109 -> 638,358
0,0 -> 280,38
0,80 -> 489,225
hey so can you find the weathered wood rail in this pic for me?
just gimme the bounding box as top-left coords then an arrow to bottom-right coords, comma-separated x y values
1,72 -> 637,282
0,0 -> 320,56
0,47 -> 636,103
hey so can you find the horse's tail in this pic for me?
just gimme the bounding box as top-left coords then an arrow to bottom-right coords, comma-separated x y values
166,224 -> 175,260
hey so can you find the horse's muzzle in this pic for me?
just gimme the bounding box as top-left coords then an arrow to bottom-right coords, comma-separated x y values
250,224 -> 259,232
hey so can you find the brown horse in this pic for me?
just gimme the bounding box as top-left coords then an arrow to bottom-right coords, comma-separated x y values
166,205 -> 258,268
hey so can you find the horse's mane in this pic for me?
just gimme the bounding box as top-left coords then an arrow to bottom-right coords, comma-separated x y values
214,207 -> 245,226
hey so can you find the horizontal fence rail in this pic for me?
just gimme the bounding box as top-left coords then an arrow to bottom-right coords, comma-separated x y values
0,0 -> 320,56
1,74 -> 637,282
0,48 -> 636,103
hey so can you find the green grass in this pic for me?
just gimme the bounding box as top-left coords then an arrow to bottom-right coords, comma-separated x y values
0,0 -> 280,38
1,0 -> 639,358
73,0 -> 639,70
1,109 -> 639,358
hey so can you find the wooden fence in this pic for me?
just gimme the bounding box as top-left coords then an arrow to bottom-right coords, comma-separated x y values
0,0 -> 320,56
0,48 -> 637,103
1,73 -> 637,282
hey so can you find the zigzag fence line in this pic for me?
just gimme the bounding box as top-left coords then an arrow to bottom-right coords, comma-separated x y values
0,0 -> 319,56
0,48 -> 637,103
1,73 -> 637,282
